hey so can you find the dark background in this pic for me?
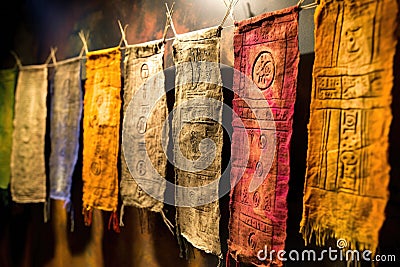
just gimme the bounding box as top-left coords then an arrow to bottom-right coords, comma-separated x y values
0,0 -> 399,266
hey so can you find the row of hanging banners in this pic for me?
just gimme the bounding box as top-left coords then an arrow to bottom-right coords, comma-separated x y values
0,0 -> 398,266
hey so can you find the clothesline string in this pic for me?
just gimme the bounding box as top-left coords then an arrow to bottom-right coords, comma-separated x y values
16,24 -> 236,69
13,1 -> 317,68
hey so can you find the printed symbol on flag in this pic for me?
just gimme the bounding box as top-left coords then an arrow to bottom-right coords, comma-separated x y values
252,51 -> 275,90
248,232 -> 257,250
136,160 -> 146,176
90,161 -> 101,176
136,116 -> 147,134
141,63 -> 149,80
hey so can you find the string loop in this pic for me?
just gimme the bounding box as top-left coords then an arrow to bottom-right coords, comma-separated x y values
117,20 -> 129,47
165,2 -> 177,36
78,30 -> 89,54
10,51 -> 23,69
162,2 -> 175,41
219,0 -> 239,28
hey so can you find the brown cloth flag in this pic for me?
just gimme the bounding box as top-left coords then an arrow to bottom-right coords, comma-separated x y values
172,27 -> 223,257
120,40 -> 167,214
11,66 -> 48,203
228,6 -> 299,266
301,0 -> 398,253
82,47 -> 121,222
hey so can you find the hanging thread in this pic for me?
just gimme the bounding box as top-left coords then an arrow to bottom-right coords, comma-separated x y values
83,206 -> 93,226
43,197 -> 51,223
160,209 -> 175,235
119,203 -> 125,227
108,211 -> 121,233
65,201 -> 75,232
225,251 -> 231,267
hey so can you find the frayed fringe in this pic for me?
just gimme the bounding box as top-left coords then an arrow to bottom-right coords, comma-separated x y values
83,207 -> 93,226
43,198 -> 51,223
176,229 -> 189,260
226,251 -> 230,267
64,200 -> 75,232
300,219 -> 377,254
108,211 -> 120,233
217,257 -> 222,267
70,207 -> 75,232
225,251 -> 240,267
119,204 -> 125,227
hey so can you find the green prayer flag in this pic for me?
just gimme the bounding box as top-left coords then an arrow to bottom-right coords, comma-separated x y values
0,68 -> 17,189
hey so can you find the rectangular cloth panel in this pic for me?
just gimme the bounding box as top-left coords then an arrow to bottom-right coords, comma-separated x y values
228,6 -> 299,266
0,68 -> 17,190
172,27 -> 223,257
301,0 -> 398,253
120,40 -> 167,213
11,66 -> 48,203
82,47 -> 121,213
49,59 -> 82,204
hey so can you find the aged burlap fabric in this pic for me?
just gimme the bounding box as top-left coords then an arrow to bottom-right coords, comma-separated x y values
11,66 -> 48,203
0,68 -> 17,191
301,0 -> 398,253
228,6 -> 299,266
120,40 -> 167,213
172,27 -> 223,257
49,59 -> 82,204
82,47 -> 121,215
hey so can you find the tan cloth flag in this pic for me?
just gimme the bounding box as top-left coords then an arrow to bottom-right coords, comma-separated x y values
11,66 -> 48,203
120,40 -> 167,214
172,27 -> 223,257
82,47 -> 121,224
301,0 -> 398,253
